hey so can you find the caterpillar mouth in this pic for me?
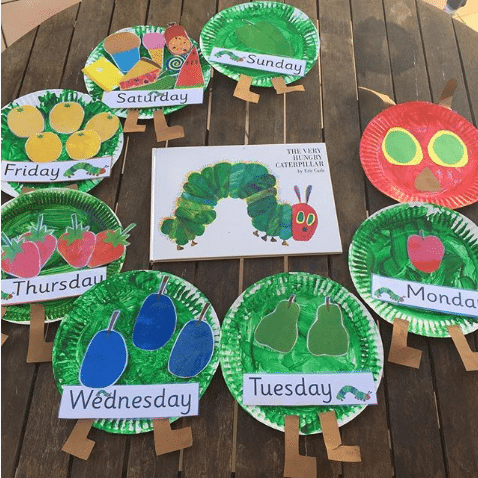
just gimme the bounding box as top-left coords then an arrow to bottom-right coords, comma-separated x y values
415,167 -> 441,192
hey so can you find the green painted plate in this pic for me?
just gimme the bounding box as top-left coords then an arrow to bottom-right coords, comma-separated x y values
1,188 -> 125,323
84,25 -> 212,119
52,270 -> 221,434
220,272 -> 383,435
349,203 -> 478,337
200,1 -> 319,87
1,89 -> 124,197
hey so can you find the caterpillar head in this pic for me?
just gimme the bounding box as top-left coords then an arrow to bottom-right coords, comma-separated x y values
292,185 -> 318,241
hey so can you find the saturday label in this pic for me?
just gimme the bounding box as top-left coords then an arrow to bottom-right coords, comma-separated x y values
371,274 -> 478,318
59,383 -> 199,419
1,268 -> 107,306
242,373 -> 377,406
102,88 -> 204,109
210,47 -> 307,77
2,157 -> 112,183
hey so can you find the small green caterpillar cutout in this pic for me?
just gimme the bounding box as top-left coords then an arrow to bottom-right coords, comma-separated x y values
374,287 -> 404,303
1,290 -> 13,300
336,385 -> 371,402
96,389 -> 111,397
63,163 -> 107,178
214,50 -> 244,62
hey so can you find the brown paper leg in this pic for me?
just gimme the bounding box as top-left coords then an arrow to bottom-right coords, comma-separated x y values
388,318 -> 422,368
438,78 -> 457,110
26,304 -> 53,363
152,418 -> 192,456
153,110 -> 185,143
62,419 -> 95,460
1,307 -> 8,344
272,77 -> 305,95
283,416 -> 317,478
447,325 -> 478,372
233,74 -> 260,103
319,411 -> 361,462
123,109 -> 146,133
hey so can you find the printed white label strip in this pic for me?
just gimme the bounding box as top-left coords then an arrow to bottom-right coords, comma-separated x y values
210,47 -> 307,76
371,274 -> 478,318
102,88 -> 204,109
1,267 -> 107,306
2,157 -> 112,183
242,373 -> 377,406
59,383 -> 199,419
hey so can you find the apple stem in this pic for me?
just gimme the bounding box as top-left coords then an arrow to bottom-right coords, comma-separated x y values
288,295 -> 296,308
419,230 -> 424,239
106,310 -> 121,336
197,302 -> 211,326
158,275 -> 169,298
326,296 -> 330,311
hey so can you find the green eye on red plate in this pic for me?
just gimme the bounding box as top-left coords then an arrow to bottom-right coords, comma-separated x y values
382,127 -> 423,166
428,130 -> 468,167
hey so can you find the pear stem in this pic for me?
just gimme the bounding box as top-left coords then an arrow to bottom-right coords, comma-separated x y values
326,296 -> 330,311
106,310 -> 121,335
288,295 -> 296,308
158,275 -> 169,298
197,302 -> 211,326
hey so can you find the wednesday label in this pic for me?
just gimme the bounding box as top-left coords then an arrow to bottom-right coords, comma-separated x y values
2,157 -> 112,183
1,268 -> 107,306
371,274 -> 478,318
102,88 -> 204,108
243,373 -> 377,406
210,47 -> 307,76
59,383 -> 199,419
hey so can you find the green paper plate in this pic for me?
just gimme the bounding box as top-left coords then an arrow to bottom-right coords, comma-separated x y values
220,272 -> 383,435
1,188 -> 125,323
349,203 -> 478,337
1,89 -> 124,197
84,25 -> 212,119
52,270 -> 221,434
200,1 -> 319,87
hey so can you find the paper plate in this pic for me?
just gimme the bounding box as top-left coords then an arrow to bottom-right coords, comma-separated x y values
360,101 -> 478,209
52,270 -> 221,434
1,188 -> 125,324
349,203 -> 478,337
220,272 -> 383,435
84,25 -> 212,119
200,1 -> 319,87
1,89 -> 124,197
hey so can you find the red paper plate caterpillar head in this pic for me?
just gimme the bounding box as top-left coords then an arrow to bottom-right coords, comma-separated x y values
292,185 -> 318,241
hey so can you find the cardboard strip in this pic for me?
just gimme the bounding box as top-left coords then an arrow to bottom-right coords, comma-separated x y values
61,419 -> 95,460
388,318 -> 422,369
438,78 -> 457,110
153,110 -> 185,143
123,109 -> 146,133
152,418 -> 192,456
283,415 -> 317,478
234,74 -> 260,103
319,411 -> 361,462
272,77 -> 305,95
26,303 -> 53,363
447,325 -> 478,372
1,307 -> 8,344
358,86 -> 396,108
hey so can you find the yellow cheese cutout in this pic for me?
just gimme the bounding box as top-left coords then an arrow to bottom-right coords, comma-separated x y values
82,57 -> 124,91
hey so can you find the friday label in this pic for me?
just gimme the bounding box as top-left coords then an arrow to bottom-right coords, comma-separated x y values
210,47 -> 306,76
102,88 -> 204,108
59,383 -> 199,419
371,274 -> 478,318
242,373 -> 377,406
2,157 -> 112,183
1,268 -> 107,305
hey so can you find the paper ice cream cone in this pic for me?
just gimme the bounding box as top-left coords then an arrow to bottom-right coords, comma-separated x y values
142,32 -> 166,70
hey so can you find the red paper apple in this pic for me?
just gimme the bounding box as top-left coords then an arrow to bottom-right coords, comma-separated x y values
407,232 -> 445,273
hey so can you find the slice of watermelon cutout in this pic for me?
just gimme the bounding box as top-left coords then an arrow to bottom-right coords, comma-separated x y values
175,47 -> 204,88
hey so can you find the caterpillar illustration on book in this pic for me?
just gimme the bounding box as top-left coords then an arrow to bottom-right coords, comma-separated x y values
160,162 -> 318,249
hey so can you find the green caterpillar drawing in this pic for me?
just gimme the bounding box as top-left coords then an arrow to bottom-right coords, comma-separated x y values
1,290 -> 13,300
214,50 -> 244,62
336,386 -> 371,402
63,163 -> 107,178
374,287 -> 405,303
96,389 -> 111,397
160,162 -> 318,250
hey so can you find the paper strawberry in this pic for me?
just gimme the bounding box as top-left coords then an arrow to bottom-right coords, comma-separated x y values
21,214 -> 57,267
58,214 -> 96,268
87,223 -> 136,268
407,231 -> 445,273
1,233 -> 41,278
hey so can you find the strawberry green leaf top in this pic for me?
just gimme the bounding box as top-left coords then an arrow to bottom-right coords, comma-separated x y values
26,214 -> 55,242
62,214 -> 92,245
100,223 -> 136,247
1,233 -> 24,261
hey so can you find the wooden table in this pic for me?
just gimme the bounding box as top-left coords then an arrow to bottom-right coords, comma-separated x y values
2,0 -> 478,477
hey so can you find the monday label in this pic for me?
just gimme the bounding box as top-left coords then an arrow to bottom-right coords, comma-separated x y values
59,383 -> 199,419
243,373 -> 377,406
371,274 -> 478,318
102,88 -> 204,109
2,157 -> 112,183
1,267 -> 107,306
210,47 -> 307,76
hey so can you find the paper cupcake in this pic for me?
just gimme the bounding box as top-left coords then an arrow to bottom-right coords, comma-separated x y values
142,32 -> 166,69
103,31 -> 141,73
